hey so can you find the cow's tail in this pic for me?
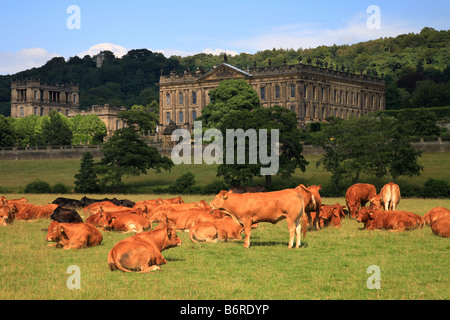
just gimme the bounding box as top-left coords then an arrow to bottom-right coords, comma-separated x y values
108,248 -> 135,273
189,229 -> 201,243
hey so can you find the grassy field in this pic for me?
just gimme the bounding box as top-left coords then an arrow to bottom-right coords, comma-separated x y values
0,152 -> 449,194
0,193 -> 449,300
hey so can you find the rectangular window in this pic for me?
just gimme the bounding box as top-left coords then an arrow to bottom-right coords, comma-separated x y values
34,107 -> 39,115
321,88 -> 325,101
192,92 -> 197,105
179,92 -> 184,105
192,111 -> 197,121
166,94 -> 171,106
166,112 -> 171,124
313,86 -> 316,100
260,87 -> 266,100
290,105 -> 296,113
304,85 -> 308,99
179,111 -> 184,123
40,107 -> 44,116
290,85 -> 295,98
275,86 -> 280,99
34,90 -> 38,100
20,107 -> 24,117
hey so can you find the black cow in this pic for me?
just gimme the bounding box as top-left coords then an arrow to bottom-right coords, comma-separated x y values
52,197 -> 82,210
50,206 -> 83,223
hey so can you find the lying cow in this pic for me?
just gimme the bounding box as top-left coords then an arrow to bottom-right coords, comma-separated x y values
45,220 -> 103,249
357,207 -> 423,232
320,203 -> 346,228
430,216 -> 450,238
423,207 -> 450,225
11,203 -> 58,220
50,206 -> 83,223
0,205 -> 15,226
369,182 -> 401,211
108,225 -> 181,273
189,216 -> 247,243
345,183 -> 377,218
210,189 -> 305,249
98,210 -> 151,233
52,197 -> 82,210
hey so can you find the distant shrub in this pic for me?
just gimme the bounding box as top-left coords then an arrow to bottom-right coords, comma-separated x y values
24,180 -> 52,194
167,172 -> 196,194
421,178 -> 450,198
202,180 -> 229,195
52,183 -> 70,194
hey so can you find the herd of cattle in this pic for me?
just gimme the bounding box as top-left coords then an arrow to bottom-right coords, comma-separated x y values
1,182 -> 449,273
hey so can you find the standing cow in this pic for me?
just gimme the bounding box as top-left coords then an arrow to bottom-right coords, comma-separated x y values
370,182 -> 401,211
345,183 -> 377,218
210,189 -> 305,249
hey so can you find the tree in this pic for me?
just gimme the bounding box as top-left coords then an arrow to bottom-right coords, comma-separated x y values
314,114 -> 423,191
69,114 -> 107,145
74,152 -> 100,193
0,115 -> 15,147
199,79 -> 308,188
41,110 -> 73,145
96,127 -> 173,189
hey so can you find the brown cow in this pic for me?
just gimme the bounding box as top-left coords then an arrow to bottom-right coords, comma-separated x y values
189,216 -> 245,243
0,205 -> 15,226
11,203 -> 58,220
294,184 -> 322,230
45,220 -> 103,249
83,201 -> 119,215
108,225 -> 182,273
0,196 -> 28,205
423,207 -> 450,225
357,207 -> 423,232
97,210 -> 151,233
320,203 -> 346,228
370,182 -> 401,211
345,183 -> 377,218
210,189 -> 305,249
430,216 -> 450,238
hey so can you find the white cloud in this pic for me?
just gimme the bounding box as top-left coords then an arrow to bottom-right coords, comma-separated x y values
0,48 -> 59,75
231,14 -> 415,51
77,43 -> 129,58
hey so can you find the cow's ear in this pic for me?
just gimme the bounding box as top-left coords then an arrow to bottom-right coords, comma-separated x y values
60,226 -> 65,233
222,192 -> 228,200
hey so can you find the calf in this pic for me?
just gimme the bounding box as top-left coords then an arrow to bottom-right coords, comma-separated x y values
0,205 -> 14,226
357,207 -> 423,232
320,203 -> 345,228
50,206 -> 83,223
430,216 -> 450,238
189,217 -> 245,243
98,211 -> 151,233
45,220 -> 103,249
423,207 -> 450,225
108,226 -> 181,273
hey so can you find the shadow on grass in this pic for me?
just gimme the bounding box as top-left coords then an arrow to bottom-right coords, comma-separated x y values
250,240 -> 309,248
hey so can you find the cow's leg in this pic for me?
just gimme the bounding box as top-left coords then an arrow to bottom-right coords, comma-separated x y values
287,218 -> 299,249
242,217 -> 253,248
294,214 -> 303,248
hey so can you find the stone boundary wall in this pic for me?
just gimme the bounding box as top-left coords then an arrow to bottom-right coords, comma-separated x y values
0,138 -> 449,160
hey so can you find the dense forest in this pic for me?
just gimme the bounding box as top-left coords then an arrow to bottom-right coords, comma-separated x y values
1,27 -> 449,116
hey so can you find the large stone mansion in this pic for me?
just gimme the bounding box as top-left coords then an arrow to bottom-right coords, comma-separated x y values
158,58 -> 386,135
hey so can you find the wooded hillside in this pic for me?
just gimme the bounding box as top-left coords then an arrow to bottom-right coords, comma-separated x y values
1,27 -> 449,116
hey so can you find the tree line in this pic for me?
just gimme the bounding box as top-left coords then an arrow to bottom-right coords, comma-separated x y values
1,27 -> 449,116
0,111 -> 106,147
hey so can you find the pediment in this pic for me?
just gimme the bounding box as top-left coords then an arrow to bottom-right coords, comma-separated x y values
198,63 -> 252,81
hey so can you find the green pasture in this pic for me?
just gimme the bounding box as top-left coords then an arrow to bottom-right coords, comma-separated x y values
0,193 -> 449,300
0,153 -> 449,194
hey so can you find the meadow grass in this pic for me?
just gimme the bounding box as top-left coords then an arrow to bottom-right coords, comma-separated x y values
0,153 -> 449,193
0,193 -> 448,300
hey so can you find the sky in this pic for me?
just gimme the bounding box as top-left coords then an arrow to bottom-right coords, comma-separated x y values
0,0 -> 449,75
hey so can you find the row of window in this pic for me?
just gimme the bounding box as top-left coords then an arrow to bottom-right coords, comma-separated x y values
166,110 -> 197,124
165,85 -> 382,109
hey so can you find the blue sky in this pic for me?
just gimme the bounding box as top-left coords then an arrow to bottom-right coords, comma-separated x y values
0,0 -> 449,75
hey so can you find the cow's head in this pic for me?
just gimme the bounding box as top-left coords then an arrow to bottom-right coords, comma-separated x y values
0,205 -> 14,226
165,226 -> 182,248
210,190 -> 229,209
45,220 -> 64,242
356,207 -> 373,223
97,210 -> 114,229
369,195 -> 382,209
331,205 -> 343,227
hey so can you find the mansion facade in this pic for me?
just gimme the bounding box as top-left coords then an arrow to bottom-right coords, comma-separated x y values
158,60 -> 386,136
